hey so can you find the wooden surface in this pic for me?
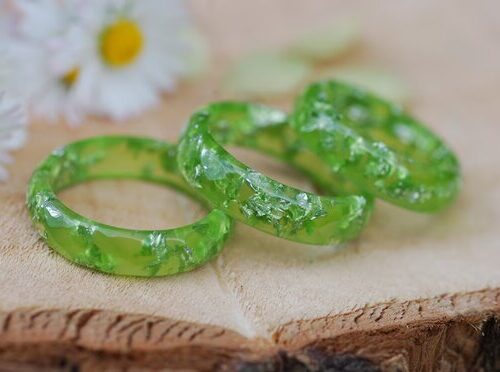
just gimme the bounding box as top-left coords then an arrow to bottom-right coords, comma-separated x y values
1,0 -> 500,370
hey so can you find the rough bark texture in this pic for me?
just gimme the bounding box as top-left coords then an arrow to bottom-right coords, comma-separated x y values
1,288 -> 498,371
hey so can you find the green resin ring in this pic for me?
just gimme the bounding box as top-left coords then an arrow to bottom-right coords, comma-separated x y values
27,136 -> 232,277
292,81 -> 461,212
177,102 -> 373,245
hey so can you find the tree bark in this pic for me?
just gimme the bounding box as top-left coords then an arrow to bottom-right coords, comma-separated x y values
1,289 -> 498,371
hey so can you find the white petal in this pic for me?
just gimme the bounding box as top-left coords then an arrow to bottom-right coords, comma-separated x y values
0,91 -> 27,182
93,73 -> 159,120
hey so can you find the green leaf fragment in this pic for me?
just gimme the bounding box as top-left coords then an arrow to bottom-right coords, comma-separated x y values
181,27 -> 211,78
224,53 -> 312,97
287,18 -> 360,62
321,67 -> 410,104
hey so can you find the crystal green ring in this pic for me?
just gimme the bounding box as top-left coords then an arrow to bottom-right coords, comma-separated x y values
177,102 -> 373,245
26,136 -> 233,277
292,80 -> 461,212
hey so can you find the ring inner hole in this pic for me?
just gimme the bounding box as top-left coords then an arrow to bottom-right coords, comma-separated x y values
59,180 -> 206,230
56,140 -> 206,230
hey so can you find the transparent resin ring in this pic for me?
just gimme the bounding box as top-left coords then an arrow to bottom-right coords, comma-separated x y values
292,80 -> 461,212
177,102 -> 373,245
27,136 -> 233,277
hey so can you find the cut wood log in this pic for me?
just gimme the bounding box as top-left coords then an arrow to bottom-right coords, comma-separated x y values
0,290 -> 499,370
1,1 -> 499,370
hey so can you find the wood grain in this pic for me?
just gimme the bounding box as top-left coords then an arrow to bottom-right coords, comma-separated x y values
1,0 -> 500,370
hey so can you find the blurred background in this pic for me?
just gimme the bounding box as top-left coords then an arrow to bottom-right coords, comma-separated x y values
1,0 -> 499,184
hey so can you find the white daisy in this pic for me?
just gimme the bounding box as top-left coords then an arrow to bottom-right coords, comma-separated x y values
74,0 -> 191,120
3,0 -> 87,123
0,91 -> 27,182
3,0 -> 192,123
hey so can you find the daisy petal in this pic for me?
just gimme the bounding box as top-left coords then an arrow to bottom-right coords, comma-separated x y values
0,91 -> 27,183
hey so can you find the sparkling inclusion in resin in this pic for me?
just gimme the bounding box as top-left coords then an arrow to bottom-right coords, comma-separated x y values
292,81 -> 461,212
27,136 -> 232,277
177,102 -> 373,245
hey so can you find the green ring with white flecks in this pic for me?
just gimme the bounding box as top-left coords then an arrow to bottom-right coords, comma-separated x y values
26,136 -> 233,277
177,102 -> 373,245
291,80 -> 461,212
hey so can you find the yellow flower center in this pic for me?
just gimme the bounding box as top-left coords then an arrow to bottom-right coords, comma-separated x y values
100,19 -> 143,67
61,68 -> 80,87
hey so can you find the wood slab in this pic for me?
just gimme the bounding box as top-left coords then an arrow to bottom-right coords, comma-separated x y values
1,1 -> 500,370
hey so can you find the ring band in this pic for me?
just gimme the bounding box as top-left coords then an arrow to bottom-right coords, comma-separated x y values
27,136 -> 233,277
177,102 -> 372,245
292,81 -> 461,211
